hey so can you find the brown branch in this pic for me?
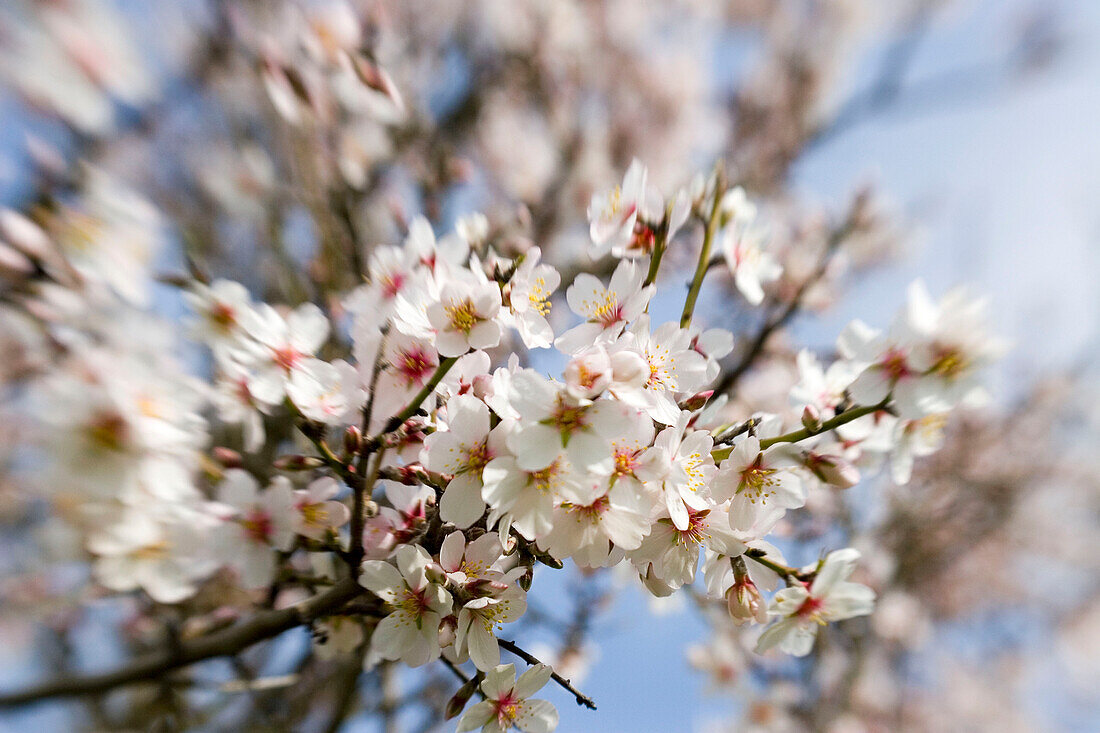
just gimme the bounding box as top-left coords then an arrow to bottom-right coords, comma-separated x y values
0,577 -> 363,708
497,639 -> 596,711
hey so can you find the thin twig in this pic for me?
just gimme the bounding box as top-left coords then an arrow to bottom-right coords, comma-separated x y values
0,578 -> 364,707
497,639 -> 597,711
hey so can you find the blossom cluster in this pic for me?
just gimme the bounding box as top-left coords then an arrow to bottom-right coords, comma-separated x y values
0,141 -> 1002,730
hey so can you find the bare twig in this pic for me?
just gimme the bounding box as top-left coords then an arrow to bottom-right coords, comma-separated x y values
497,639 -> 597,711
0,577 -> 363,707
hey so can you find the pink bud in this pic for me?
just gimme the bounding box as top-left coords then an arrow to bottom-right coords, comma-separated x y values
212,447 -> 243,468
806,452 -> 860,489
726,577 -> 767,625
801,405 -> 823,432
681,390 -> 713,411
343,426 -> 362,454
273,455 -> 325,471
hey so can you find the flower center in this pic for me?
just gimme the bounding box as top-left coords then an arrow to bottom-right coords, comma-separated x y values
929,344 -> 969,379
299,502 -> 329,528
526,276 -> 551,316
273,346 -> 301,371
739,457 -> 778,502
240,510 -> 273,543
445,299 -> 480,334
86,411 -> 129,452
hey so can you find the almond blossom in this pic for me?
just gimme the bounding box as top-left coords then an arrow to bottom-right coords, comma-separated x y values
456,663 -> 558,733
755,548 -> 876,657
359,544 -> 452,667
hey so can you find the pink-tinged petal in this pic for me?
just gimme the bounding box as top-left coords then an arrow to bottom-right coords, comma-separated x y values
439,531 -> 466,572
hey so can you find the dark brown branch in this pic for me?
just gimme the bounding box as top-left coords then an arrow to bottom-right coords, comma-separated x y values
497,639 -> 596,711
0,577 -> 363,708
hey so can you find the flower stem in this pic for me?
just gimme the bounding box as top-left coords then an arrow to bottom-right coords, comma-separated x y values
379,356 -> 458,434
680,176 -> 725,328
711,400 -> 889,461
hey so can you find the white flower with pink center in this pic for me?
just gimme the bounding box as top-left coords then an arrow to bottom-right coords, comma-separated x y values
587,158 -> 646,257
214,470 -> 295,589
537,478 -> 652,568
610,316 -> 709,425
422,395 -> 508,528
631,504 -> 746,591
755,548 -> 875,657
292,476 -> 351,541
505,369 -> 632,472
636,412 -> 716,531
236,302 -> 331,407
456,663 -> 558,733
482,452 -> 595,541
555,259 -> 654,355
359,544 -> 452,667
714,434 -> 805,534
426,277 -> 503,357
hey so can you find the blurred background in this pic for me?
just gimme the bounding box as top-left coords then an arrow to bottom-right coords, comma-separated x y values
0,1 -> 1097,731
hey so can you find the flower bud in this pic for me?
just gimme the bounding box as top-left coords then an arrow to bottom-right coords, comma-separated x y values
805,452 -> 860,489
445,673 -> 480,720
273,455 -> 325,471
471,373 -> 494,401
726,577 -> 768,625
801,404 -> 823,432
680,390 -> 713,411
343,426 -> 362,455
212,446 -> 243,468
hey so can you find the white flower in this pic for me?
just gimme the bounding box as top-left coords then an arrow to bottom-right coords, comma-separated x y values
537,477 -> 652,567
720,198 -> 780,306
588,158 -> 646,256
631,504 -> 746,591
359,544 -> 452,667
214,471 -> 296,589
211,360 -> 267,453
714,434 -> 805,534
555,259 -> 654,355
790,349 -> 859,417
236,302 -> 331,407
89,504 -> 218,604
889,413 -> 947,485
292,476 -> 351,541
287,359 -> 352,425
505,370 -> 631,472
183,279 -> 253,355
421,394 -> 508,528
755,548 -> 876,656
456,582 -> 527,671
371,331 -> 440,418
609,316 -> 709,425
504,247 -> 559,349
456,663 -> 558,733
426,277 -> 503,357
637,412 -> 716,531
483,453 -> 594,541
